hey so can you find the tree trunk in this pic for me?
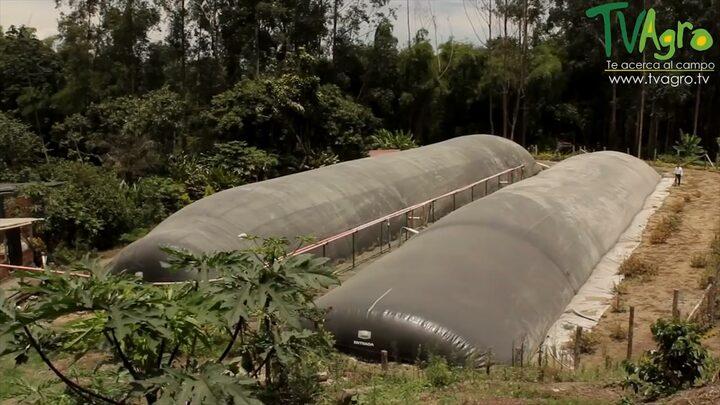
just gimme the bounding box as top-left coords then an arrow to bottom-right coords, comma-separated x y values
254,3 -> 260,77
502,88 -> 508,138
489,93 -> 495,135
693,83 -> 701,135
406,0 -> 411,48
332,0 -> 339,60
609,83 -> 617,147
180,0 -> 186,92
487,0 -> 494,134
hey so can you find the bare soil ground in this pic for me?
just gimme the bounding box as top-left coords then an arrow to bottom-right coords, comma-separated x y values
584,167 -> 720,366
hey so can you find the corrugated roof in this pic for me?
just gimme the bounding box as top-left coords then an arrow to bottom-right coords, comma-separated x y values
0,218 -> 42,231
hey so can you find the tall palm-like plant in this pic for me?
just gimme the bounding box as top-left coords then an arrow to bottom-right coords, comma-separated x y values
673,132 -> 706,163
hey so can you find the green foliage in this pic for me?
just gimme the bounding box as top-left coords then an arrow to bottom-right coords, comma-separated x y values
130,176 -> 190,225
136,364 -> 259,405
200,141 -> 279,185
370,129 -> 418,150
20,161 -> 136,251
52,87 -> 187,178
0,237 -> 338,404
623,319 -> 708,399
0,26 -> 61,134
0,111 -> 44,173
169,141 -> 279,199
424,355 -> 456,388
673,133 -> 707,163
209,74 -> 378,161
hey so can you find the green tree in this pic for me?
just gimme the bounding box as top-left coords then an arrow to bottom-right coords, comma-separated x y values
52,86 -> 188,179
397,31 -> 440,144
209,73 -> 378,161
0,112 -> 45,174
20,161 -> 136,252
0,26 -> 62,135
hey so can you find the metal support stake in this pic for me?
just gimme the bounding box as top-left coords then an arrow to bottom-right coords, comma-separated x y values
351,232 -> 356,268
386,220 -> 391,251
485,179 -> 488,196
452,193 -> 456,211
471,185 -> 474,201
379,222 -> 383,254
322,244 -> 326,258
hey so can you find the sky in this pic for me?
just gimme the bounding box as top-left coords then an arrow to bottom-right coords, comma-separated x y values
0,0 -> 490,45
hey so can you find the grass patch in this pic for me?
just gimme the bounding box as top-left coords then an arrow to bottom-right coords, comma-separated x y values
619,255 -> 659,279
322,355 -> 623,405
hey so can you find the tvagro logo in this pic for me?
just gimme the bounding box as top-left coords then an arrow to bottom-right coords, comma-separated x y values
585,2 -> 714,87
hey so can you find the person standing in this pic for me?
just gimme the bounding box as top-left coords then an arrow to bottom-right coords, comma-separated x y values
674,165 -> 684,186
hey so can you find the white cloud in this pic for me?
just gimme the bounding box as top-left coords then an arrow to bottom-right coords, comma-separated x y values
388,0 -> 488,46
0,0 -> 486,45
0,0 -> 61,39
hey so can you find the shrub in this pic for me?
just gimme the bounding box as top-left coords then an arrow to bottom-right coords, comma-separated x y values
710,233 -> 720,258
0,111 -> 43,171
424,355 -> 455,387
169,141 -> 279,200
649,213 -> 682,244
690,253 -> 708,268
624,319 -> 708,399
20,160 -> 136,251
130,176 -> 190,225
620,255 -> 659,279
370,129 -> 418,150
669,200 -> 685,213
609,322 -> 626,341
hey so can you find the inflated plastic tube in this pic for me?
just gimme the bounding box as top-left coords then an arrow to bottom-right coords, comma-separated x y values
112,135 -> 537,281
316,152 -> 660,365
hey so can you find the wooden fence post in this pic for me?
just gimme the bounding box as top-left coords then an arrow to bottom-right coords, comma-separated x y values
708,277 -> 716,324
538,344 -> 544,381
511,339 -> 515,367
573,326 -> 582,370
380,350 -> 388,371
672,289 -> 680,319
627,306 -> 635,360
486,348 -> 492,375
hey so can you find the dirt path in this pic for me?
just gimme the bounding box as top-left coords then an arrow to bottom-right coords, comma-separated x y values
585,168 -> 720,366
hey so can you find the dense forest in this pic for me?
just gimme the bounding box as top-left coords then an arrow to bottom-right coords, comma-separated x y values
1,0 -> 719,257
